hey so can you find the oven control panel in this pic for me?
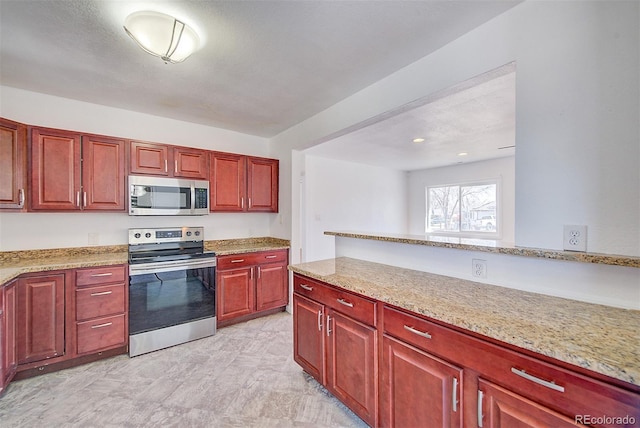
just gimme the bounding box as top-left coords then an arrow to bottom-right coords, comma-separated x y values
128,227 -> 203,245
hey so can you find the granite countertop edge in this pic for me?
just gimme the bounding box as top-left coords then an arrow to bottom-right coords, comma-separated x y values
289,257 -> 640,387
1,237 -> 290,284
325,231 -> 640,268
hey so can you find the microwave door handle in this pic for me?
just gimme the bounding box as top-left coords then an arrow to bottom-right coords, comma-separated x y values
191,182 -> 196,214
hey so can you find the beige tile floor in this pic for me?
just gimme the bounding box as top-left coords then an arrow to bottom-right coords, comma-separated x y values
0,312 -> 368,427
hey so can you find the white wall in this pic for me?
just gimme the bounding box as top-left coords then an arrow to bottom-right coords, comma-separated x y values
302,155 -> 407,262
407,157 -> 516,243
0,87 -> 275,251
269,0 -> 639,309
271,0 -> 639,257
335,236 -> 640,310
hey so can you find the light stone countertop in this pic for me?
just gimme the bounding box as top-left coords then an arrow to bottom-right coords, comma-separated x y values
289,257 -> 640,387
205,237 -> 290,256
326,231 -> 640,268
0,249 -> 128,284
0,238 -> 290,285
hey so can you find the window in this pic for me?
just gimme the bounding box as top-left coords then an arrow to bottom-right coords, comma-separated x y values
426,181 -> 498,235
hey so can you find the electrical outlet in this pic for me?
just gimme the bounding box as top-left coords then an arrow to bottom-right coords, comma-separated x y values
472,259 -> 487,278
563,225 -> 587,252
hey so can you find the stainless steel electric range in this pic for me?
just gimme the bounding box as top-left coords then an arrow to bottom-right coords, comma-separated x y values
128,226 -> 216,357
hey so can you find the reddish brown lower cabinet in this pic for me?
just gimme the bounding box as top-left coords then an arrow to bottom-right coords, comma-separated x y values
326,309 -> 377,425
293,294 -> 324,382
478,379 -> 577,428
217,250 -> 288,326
16,273 -> 66,364
74,265 -> 128,356
291,273 -> 640,428
1,280 -> 18,393
293,274 -> 378,426
380,335 -> 463,428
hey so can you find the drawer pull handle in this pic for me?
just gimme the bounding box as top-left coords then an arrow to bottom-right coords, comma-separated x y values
90,291 -> 113,296
91,322 -> 113,329
326,315 -> 332,337
90,273 -> 113,277
337,298 -> 353,308
231,259 -> 245,263
317,310 -> 323,331
452,377 -> 458,412
404,325 -> 432,339
299,284 -> 313,291
510,367 -> 565,393
265,255 -> 277,259
477,390 -> 484,427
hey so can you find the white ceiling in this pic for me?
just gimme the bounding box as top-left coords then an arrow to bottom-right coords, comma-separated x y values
0,0 -> 521,139
308,63 -> 516,171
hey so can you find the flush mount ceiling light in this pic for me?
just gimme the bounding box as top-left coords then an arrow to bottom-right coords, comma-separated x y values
124,11 -> 200,64
412,138 -> 425,143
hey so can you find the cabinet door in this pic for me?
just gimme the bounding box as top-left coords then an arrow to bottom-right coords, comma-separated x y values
247,157 -> 278,212
17,274 -> 65,364
380,335 -> 462,428
129,141 -> 170,176
293,294 -> 325,383
217,267 -> 254,321
478,379 -> 577,428
82,136 -> 126,211
2,281 -> 18,390
326,309 -> 377,426
0,118 -> 27,209
256,261 -> 288,311
30,128 -> 81,210
174,147 -> 208,179
210,152 -> 246,211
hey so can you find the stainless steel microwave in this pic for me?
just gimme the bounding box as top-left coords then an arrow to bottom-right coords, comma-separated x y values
128,175 -> 209,216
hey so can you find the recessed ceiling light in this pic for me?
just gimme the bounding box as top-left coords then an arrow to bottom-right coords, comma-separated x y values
412,138 -> 425,143
458,152 -> 468,156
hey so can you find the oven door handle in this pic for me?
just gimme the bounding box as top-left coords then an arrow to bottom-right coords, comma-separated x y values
129,258 -> 217,276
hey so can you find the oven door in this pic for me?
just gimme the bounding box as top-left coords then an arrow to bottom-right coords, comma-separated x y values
128,257 -> 216,356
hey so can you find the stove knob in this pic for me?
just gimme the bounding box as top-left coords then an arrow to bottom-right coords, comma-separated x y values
195,231 -> 200,236
134,233 -> 141,239
186,231 -> 192,236
145,232 -> 151,238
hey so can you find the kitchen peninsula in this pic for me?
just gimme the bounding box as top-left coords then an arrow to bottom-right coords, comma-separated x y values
289,233 -> 640,427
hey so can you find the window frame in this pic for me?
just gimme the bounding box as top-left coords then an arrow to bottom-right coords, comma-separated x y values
425,178 -> 501,239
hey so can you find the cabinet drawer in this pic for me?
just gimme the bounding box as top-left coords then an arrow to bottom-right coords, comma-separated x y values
384,305 -> 640,425
76,265 -> 127,287
477,336 -> 640,426
294,274 -> 376,326
76,313 -> 126,355
76,284 -> 126,321
383,305 -> 466,361
217,249 -> 287,270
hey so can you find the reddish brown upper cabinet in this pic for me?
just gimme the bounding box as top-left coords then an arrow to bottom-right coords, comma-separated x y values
0,118 -> 27,210
247,156 -> 278,212
130,141 -> 208,179
30,127 -> 126,211
210,152 -> 278,212
16,273 -> 66,365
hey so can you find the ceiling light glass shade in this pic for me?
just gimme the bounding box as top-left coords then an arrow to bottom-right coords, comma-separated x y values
124,11 -> 200,64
